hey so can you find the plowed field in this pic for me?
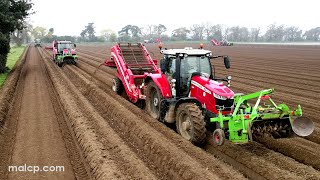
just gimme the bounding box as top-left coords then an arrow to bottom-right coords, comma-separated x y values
0,43 -> 319,180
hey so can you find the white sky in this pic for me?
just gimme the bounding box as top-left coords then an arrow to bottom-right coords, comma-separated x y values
30,0 -> 319,36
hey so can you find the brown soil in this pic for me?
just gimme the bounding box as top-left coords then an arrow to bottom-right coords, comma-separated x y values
75,44 -> 320,179
0,47 -> 90,180
0,43 -> 319,180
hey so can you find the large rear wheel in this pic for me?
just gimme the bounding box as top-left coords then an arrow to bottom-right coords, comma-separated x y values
176,103 -> 206,145
58,62 -> 64,67
146,81 -> 162,120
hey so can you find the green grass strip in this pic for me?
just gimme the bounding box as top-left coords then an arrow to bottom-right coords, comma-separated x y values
0,46 -> 26,87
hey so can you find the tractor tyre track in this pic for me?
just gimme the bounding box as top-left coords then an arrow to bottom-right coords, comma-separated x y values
40,48 -> 159,180
59,45 -> 320,179
70,49 -> 320,179
58,60 -> 240,180
0,47 -> 91,180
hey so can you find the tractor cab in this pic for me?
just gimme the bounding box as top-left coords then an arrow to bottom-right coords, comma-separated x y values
160,47 -> 229,97
55,41 -> 76,54
35,39 -> 41,47
160,47 -> 212,97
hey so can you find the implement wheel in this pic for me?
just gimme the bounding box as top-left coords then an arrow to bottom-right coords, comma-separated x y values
146,81 -> 162,120
112,78 -> 123,95
213,129 -> 225,146
176,103 -> 206,145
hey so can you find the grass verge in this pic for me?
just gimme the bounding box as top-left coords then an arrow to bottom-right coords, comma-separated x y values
0,46 -> 26,87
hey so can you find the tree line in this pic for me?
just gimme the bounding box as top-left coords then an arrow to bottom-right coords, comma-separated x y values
14,22 -> 320,44
1,0 -> 319,75
0,0 -> 32,73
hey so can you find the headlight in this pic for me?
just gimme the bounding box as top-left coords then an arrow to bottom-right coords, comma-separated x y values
213,93 -> 227,100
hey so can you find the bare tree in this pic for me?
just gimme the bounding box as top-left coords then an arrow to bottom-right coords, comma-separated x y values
154,24 -> 167,37
303,27 -> 320,41
31,26 -> 47,40
284,26 -> 302,41
147,24 -> 154,37
211,24 -> 224,40
118,25 -> 142,41
100,29 -> 116,41
204,22 -> 213,40
172,27 -> 190,41
226,26 -> 240,41
239,27 -> 249,41
190,24 -> 205,40
11,21 -> 33,46
249,28 -> 260,42
275,24 -> 285,41
264,23 -> 285,42
80,23 -> 96,42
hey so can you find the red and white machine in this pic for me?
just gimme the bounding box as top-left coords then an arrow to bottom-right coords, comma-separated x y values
105,43 -> 233,145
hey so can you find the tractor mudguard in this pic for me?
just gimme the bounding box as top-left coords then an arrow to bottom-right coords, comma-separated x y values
174,97 -> 202,112
145,74 -> 172,98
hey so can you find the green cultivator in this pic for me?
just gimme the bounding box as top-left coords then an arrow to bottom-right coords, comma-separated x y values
211,89 -> 314,145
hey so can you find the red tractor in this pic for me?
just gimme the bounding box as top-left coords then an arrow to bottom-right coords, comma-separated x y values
105,43 -> 313,145
105,43 -> 232,144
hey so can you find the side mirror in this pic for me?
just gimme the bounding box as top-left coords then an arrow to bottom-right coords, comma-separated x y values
74,44 -> 77,48
224,56 -> 230,69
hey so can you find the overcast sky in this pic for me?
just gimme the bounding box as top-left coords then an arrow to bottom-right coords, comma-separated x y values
30,0 -> 319,36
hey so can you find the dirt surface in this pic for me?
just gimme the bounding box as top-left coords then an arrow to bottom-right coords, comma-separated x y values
75,43 -> 320,179
8,47 -> 77,180
0,44 -> 319,180
0,47 -> 90,180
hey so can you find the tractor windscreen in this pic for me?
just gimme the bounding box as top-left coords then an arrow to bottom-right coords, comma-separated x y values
180,56 -> 211,94
181,56 -> 211,78
58,43 -> 72,52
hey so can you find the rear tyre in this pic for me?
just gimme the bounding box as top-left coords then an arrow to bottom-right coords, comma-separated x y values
112,78 -> 123,95
213,129 -> 225,146
146,81 -> 162,120
58,62 -> 63,67
71,59 -> 77,66
176,103 -> 206,145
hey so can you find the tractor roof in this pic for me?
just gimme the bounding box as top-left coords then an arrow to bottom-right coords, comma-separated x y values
161,47 -> 211,56
57,41 -> 72,44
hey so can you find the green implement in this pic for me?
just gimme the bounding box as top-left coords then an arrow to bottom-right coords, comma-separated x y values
211,89 -> 314,145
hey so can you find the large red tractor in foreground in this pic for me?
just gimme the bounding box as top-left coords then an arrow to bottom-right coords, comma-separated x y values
105,43 -> 314,145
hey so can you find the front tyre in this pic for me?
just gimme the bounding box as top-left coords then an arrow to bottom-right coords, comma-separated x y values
176,103 -> 206,145
146,81 -> 162,120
